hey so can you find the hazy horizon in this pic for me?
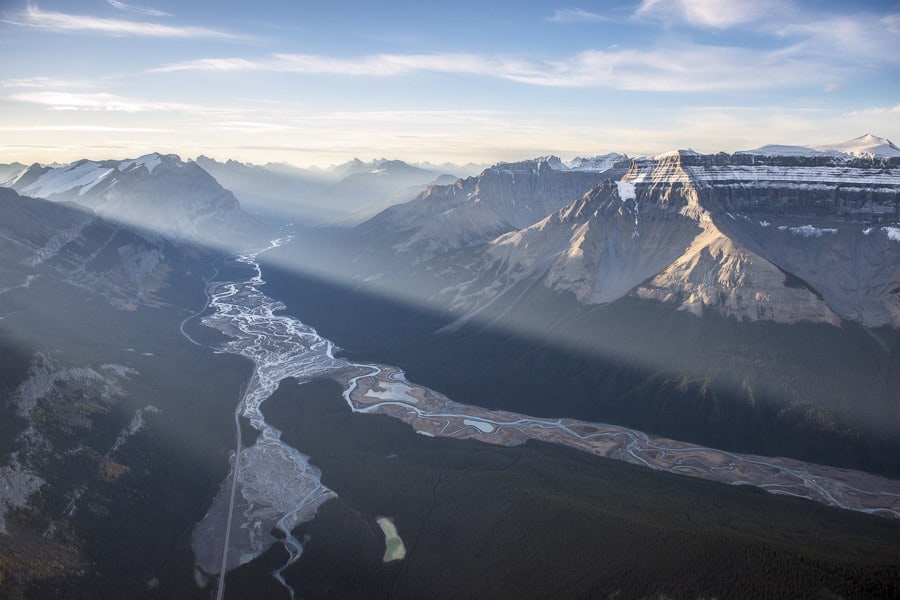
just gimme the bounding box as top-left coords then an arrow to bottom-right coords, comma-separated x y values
1,0 -> 899,167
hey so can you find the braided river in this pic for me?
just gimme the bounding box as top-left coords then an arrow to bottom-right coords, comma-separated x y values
188,240 -> 900,598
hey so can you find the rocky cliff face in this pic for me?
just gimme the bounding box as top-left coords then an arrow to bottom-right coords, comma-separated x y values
439,149 -> 900,329
355,156 -> 626,260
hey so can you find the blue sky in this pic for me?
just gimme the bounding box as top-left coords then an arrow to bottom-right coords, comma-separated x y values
1,0 -> 899,166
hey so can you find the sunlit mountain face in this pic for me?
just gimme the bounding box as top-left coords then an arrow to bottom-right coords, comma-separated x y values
2,0 -> 900,597
1,138 -> 898,599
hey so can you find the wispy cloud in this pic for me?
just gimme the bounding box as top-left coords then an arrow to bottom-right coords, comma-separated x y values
151,46 -> 836,92
635,0 -> 788,29
844,104 -> 900,117
883,12 -> 900,33
212,120 -> 297,133
7,91 -> 210,113
634,1 -> 900,65
549,9 -> 608,23
106,0 -> 171,18
151,53 -> 521,77
2,77 -> 93,89
150,57 -> 271,73
5,5 -> 243,39
1,124 -> 173,133
775,13 -> 900,64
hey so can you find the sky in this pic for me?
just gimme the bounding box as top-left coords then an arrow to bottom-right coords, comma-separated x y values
1,0 -> 899,167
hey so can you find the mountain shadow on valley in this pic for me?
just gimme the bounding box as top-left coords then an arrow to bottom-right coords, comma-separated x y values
259,255 -> 900,477
243,376 -> 900,600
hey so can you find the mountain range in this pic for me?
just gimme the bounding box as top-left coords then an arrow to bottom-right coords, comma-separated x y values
1,135 -> 898,598
313,135 -> 899,330
268,134 -> 900,479
441,146 -> 900,329
3,153 -> 267,248
193,156 -> 464,226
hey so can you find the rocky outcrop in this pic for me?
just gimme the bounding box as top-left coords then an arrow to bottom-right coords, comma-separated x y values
440,147 -> 900,329
356,156 -> 625,260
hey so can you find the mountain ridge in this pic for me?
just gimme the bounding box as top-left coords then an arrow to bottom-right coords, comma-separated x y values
433,148 -> 899,329
4,153 -> 268,248
193,155 -> 453,226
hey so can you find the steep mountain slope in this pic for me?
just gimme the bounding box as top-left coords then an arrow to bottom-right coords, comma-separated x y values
262,138 -> 900,480
0,187 -> 192,309
3,142 -> 898,597
353,155 -> 627,261
5,154 -> 267,248
669,148 -> 900,327
441,145 -> 900,329
0,162 -> 26,183
0,187 -> 249,596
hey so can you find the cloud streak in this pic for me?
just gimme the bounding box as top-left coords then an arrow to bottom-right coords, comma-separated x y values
636,0 -> 789,29
548,9 -> 608,23
106,0 -> 171,18
1,77 -> 93,89
6,5 -> 242,39
634,1 -> 900,64
775,13 -> 900,64
150,45 -> 837,92
7,91 -> 210,113
1,124 -> 173,133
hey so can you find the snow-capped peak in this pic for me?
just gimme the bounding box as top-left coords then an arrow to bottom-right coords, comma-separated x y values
814,134 -> 900,158
535,155 -> 567,170
493,155 -> 566,172
118,153 -> 165,174
566,153 -> 627,172
11,154 -> 184,199
17,161 -> 114,198
738,135 -> 900,159
652,149 -> 701,160
736,144 -> 837,158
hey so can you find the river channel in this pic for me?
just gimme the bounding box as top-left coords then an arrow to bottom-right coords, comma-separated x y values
189,240 -> 900,597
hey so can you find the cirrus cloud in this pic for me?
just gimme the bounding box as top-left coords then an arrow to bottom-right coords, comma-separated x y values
549,9 -> 608,23
4,5 -> 243,39
106,0 -> 171,18
150,45 -> 837,92
635,0 -> 791,29
8,91 -> 210,113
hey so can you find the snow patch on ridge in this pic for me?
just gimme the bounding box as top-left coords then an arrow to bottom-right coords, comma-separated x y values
78,168 -> 115,196
118,153 -> 162,174
783,225 -> 838,238
20,162 -> 111,197
737,144 -> 837,158
816,134 -> 900,159
653,149 -> 700,160
738,135 -> 900,159
616,181 -> 636,201
0,456 -> 44,534
884,227 -> 900,242
567,153 -> 625,172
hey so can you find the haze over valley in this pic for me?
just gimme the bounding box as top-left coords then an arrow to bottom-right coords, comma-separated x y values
1,1 -> 899,598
